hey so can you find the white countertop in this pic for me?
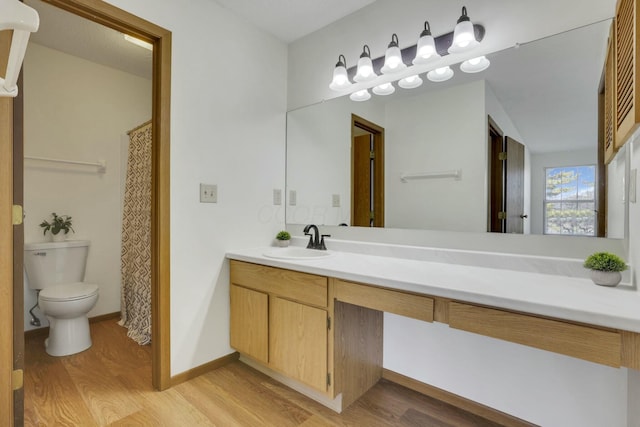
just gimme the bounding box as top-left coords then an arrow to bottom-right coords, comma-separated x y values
226,246 -> 640,333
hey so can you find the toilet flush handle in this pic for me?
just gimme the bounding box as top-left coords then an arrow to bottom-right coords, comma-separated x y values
33,252 -> 46,256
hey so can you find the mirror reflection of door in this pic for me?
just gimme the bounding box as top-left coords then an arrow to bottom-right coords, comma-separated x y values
488,117 -> 526,234
351,115 -> 384,227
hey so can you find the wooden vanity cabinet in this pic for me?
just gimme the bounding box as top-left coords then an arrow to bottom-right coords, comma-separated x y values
229,260 -> 332,394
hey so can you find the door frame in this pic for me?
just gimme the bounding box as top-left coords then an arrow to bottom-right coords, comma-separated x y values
1,1 -> 172,423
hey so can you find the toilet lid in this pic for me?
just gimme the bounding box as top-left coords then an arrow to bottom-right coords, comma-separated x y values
39,282 -> 99,302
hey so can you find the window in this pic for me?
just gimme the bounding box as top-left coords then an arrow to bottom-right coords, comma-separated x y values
544,165 -> 596,236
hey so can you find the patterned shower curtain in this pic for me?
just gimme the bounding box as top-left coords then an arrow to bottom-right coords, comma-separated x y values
119,121 -> 152,345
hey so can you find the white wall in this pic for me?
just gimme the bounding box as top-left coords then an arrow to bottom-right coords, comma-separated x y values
529,148 -> 598,235
102,0 -> 288,375
608,146 -> 628,239
22,43 -> 152,330
385,80 -> 487,231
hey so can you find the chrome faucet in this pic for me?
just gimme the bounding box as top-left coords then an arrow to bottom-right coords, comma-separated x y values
303,224 -> 330,250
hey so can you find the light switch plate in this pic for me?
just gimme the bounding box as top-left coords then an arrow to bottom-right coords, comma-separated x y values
289,190 -> 297,206
200,183 -> 217,203
332,194 -> 340,207
273,189 -> 282,205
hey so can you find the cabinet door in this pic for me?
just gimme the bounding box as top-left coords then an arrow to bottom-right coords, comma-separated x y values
270,297 -> 328,392
615,0 -> 638,145
230,285 -> 268,363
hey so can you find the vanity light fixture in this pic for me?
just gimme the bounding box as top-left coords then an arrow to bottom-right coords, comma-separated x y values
412,21 -> 440,65
329,5 -> 487,101
460,55 -> 490,73
329,54 -> 352,90
373,82 -> 396,96
381,34 -> 406,74
354,45 -> 377,83
350,89 -> 371,102
398,74 -> 423,89
427,66 -> 454,82
0,0 -> 39,97
449,6 -> 480,54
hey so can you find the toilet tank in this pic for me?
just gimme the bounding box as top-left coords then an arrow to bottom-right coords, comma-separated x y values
24,240 -> 90,290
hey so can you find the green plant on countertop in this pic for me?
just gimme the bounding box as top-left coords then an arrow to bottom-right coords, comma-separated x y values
276,230 -> 291,241
40,212 -> 74,236
583,252 -> 627,272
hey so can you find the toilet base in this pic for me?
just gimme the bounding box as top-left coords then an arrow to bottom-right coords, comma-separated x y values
45,315 -> 92,356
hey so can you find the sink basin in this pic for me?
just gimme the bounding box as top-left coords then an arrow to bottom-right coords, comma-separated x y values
263,247 -> 332,260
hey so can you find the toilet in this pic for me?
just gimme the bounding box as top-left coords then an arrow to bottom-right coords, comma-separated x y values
24,240 -> 99,356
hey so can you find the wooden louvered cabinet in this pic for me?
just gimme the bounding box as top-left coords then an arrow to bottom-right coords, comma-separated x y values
614,0 -> 640,147
604,24 -> 616,164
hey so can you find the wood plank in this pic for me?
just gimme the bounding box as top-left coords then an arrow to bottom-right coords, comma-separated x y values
334,301 -> 383,410
622,331 -> 640,370
230,285 -> 269,363
449,302 -> 621,367
434,298 -> 450,323
334,279 -> 434,322
270,297 -> 328,393
231,260 -> 328,307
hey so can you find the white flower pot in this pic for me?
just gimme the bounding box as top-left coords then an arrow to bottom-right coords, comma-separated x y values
276,240 -> 290,247
51,232 -> 66,242
589,270 -> 622,287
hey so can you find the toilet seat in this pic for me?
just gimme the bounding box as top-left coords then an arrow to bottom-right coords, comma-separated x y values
39,282 -> 99,302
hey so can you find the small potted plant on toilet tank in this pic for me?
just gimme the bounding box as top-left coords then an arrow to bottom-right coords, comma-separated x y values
583,252 -> 627,287
275,230 -> 291,247
40,212 -> 74,242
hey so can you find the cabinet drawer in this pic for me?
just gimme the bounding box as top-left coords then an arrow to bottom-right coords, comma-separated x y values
334,279 -> 434,322
449,302 -> 621,367
230,260 -> 328,307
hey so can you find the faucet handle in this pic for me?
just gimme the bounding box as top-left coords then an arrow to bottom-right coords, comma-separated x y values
319,234 -> 331,250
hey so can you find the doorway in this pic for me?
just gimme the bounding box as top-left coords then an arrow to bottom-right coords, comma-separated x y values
2,1 -> 171,424
487,117 -> 526,234
351,114 -> 385,227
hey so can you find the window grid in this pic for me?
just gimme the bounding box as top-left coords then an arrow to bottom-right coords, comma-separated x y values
543,165 -> 596,236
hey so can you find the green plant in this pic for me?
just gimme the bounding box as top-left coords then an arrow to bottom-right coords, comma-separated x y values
40,212 -> 74,236
276,230 -> 291,241
583,252 -> 627,272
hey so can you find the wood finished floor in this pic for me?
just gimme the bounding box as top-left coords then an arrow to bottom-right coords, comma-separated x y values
25,319 -> 504,426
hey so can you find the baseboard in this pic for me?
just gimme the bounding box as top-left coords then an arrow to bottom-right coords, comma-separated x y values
171,352 -> 240,386
382,369 -> 537,427
24,311 -> 121,339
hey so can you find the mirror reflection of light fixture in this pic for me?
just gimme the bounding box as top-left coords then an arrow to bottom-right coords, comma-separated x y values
449,6 -> 479,54
460,56 -> 490,73
427,66 -> 454,82
350,89 -> 371,102
381,34 -> 406,74
329,54 -> 352,90
398,75 -> 423,89
354,45 -> 377,83
413,21 -> 440,65
373,82 -> 395,96
124,34 -> 154,51
0,0 -> 40,97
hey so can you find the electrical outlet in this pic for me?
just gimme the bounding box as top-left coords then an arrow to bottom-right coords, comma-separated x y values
273,189 -> 282,205
200,183 -> 217,203
332,194 -> 340,207
289,190 -> 297,206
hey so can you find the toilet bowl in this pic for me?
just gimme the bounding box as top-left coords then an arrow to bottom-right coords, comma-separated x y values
24,241 -> 100,356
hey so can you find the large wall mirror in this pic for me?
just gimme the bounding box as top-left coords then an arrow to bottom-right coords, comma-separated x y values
286,19 -> 628,239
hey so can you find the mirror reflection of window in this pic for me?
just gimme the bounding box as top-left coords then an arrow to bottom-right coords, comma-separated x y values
544,165 -> 596,236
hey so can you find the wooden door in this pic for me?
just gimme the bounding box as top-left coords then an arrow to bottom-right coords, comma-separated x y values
505,137 -> 525,234
269,297 -> 328,392
230,285 -> 268,364
487,120 -> 505,233
352,134 -> 372,226
1,29 -> 16,427
351,115 -> 384,227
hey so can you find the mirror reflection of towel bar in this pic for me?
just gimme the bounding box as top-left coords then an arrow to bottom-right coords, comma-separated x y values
25,156 -> 106,173
400,170 -> 461,183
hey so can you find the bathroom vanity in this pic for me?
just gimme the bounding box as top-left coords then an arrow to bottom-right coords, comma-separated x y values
226,247 -> 640,417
